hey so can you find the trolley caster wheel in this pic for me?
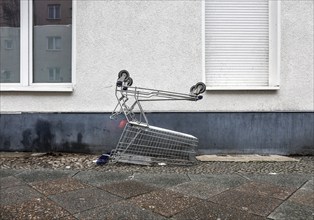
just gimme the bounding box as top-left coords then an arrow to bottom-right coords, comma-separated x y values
190,85 -> 196,94
195,82 -> 206,94
126,77 -> 133,86
122,77 -> 132,90
118,70 -> 130,80
190,82 -> 206,95
197,95 -> 203,100
117,70 -> 130,87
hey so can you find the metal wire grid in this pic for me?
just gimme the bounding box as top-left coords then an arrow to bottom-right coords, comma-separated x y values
111,122 -> 198,165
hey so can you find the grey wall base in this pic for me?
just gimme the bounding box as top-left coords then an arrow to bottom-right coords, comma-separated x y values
0,112 -> 313,155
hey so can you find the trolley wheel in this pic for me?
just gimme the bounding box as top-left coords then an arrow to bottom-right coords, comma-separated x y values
195,82 -> 206,94
190,85 -> 196,94
126,77 -> 133,86
118,70 -> 130,81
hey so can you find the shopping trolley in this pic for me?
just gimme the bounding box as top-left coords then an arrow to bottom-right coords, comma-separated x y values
110,70 -> 206,165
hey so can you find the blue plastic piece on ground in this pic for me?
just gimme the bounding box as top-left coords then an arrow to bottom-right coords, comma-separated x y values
96,153 -> 110,165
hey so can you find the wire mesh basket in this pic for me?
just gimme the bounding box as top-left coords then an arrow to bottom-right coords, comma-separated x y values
111,122 -> 198,165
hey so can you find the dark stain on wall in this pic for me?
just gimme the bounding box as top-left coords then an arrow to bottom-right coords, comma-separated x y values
33,120 -> 54,152
58,132 -> 91,153
1,114 -> 110,153
21,129 -> 32,150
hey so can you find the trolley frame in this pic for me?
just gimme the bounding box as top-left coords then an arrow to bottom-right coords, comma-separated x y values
110,70 -> 205,165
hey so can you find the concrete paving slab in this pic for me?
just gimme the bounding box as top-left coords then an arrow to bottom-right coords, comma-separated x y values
49,187 -> 122,214
268,201 -> 314,220
75,201 -> 166,220
235,181 -> 296,200
0,185 -> 43,206
133,173 -> 190,188
168,181 -> 229,200
59,215 -> 77,220
101,180 -> 158,199
196,155 -> 299,162
0,176 -> 25,189
0,197 -> 71,219
30,177 -> 88,196
130,189 -> 202,217
288,189 -> 314,208
288,180 -> 314,208
209,189 -> 283,216
239,174 -> 310,188
15,169 -> 76,183
188,174 -> 248,189
172,200 -> 266,220
73,171 -> 132,186
301,179 -> 314,191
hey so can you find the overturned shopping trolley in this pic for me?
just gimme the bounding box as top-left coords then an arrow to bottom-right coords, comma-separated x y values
110,70 -> 206,165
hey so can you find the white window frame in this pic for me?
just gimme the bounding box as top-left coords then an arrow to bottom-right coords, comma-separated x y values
0,0 -> 76,92
202,0 -> 281,90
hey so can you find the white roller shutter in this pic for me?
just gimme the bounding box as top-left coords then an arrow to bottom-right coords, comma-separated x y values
203,0 -> 280,89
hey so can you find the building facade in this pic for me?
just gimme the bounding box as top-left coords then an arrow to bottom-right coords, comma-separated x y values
0,0 -> 313,154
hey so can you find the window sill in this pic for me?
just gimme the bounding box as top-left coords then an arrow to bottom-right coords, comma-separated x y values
0,84 -> 74,92
206,86 -> 280,91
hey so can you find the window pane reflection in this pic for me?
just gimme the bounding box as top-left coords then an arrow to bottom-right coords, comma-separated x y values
0,0 -> 20,83
33,0 -> 72,83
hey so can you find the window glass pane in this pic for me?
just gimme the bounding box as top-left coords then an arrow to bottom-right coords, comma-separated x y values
33,0 -> 72,83
49,69 -> 54,80
48,4 -> 61,19
47,37 -> 53,50
5,39 -> 13,49
55,36 -> 61,49
48,6 -> 54,19
55,68 -> 60,80
0,0 -> 20,83
55,5 -> 61,19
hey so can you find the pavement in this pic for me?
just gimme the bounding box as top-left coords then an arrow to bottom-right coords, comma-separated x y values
1,168 -> 313,220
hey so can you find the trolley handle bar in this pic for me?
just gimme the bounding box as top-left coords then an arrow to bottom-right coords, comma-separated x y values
139,95 -> 202,102
117,86 -> 200,101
